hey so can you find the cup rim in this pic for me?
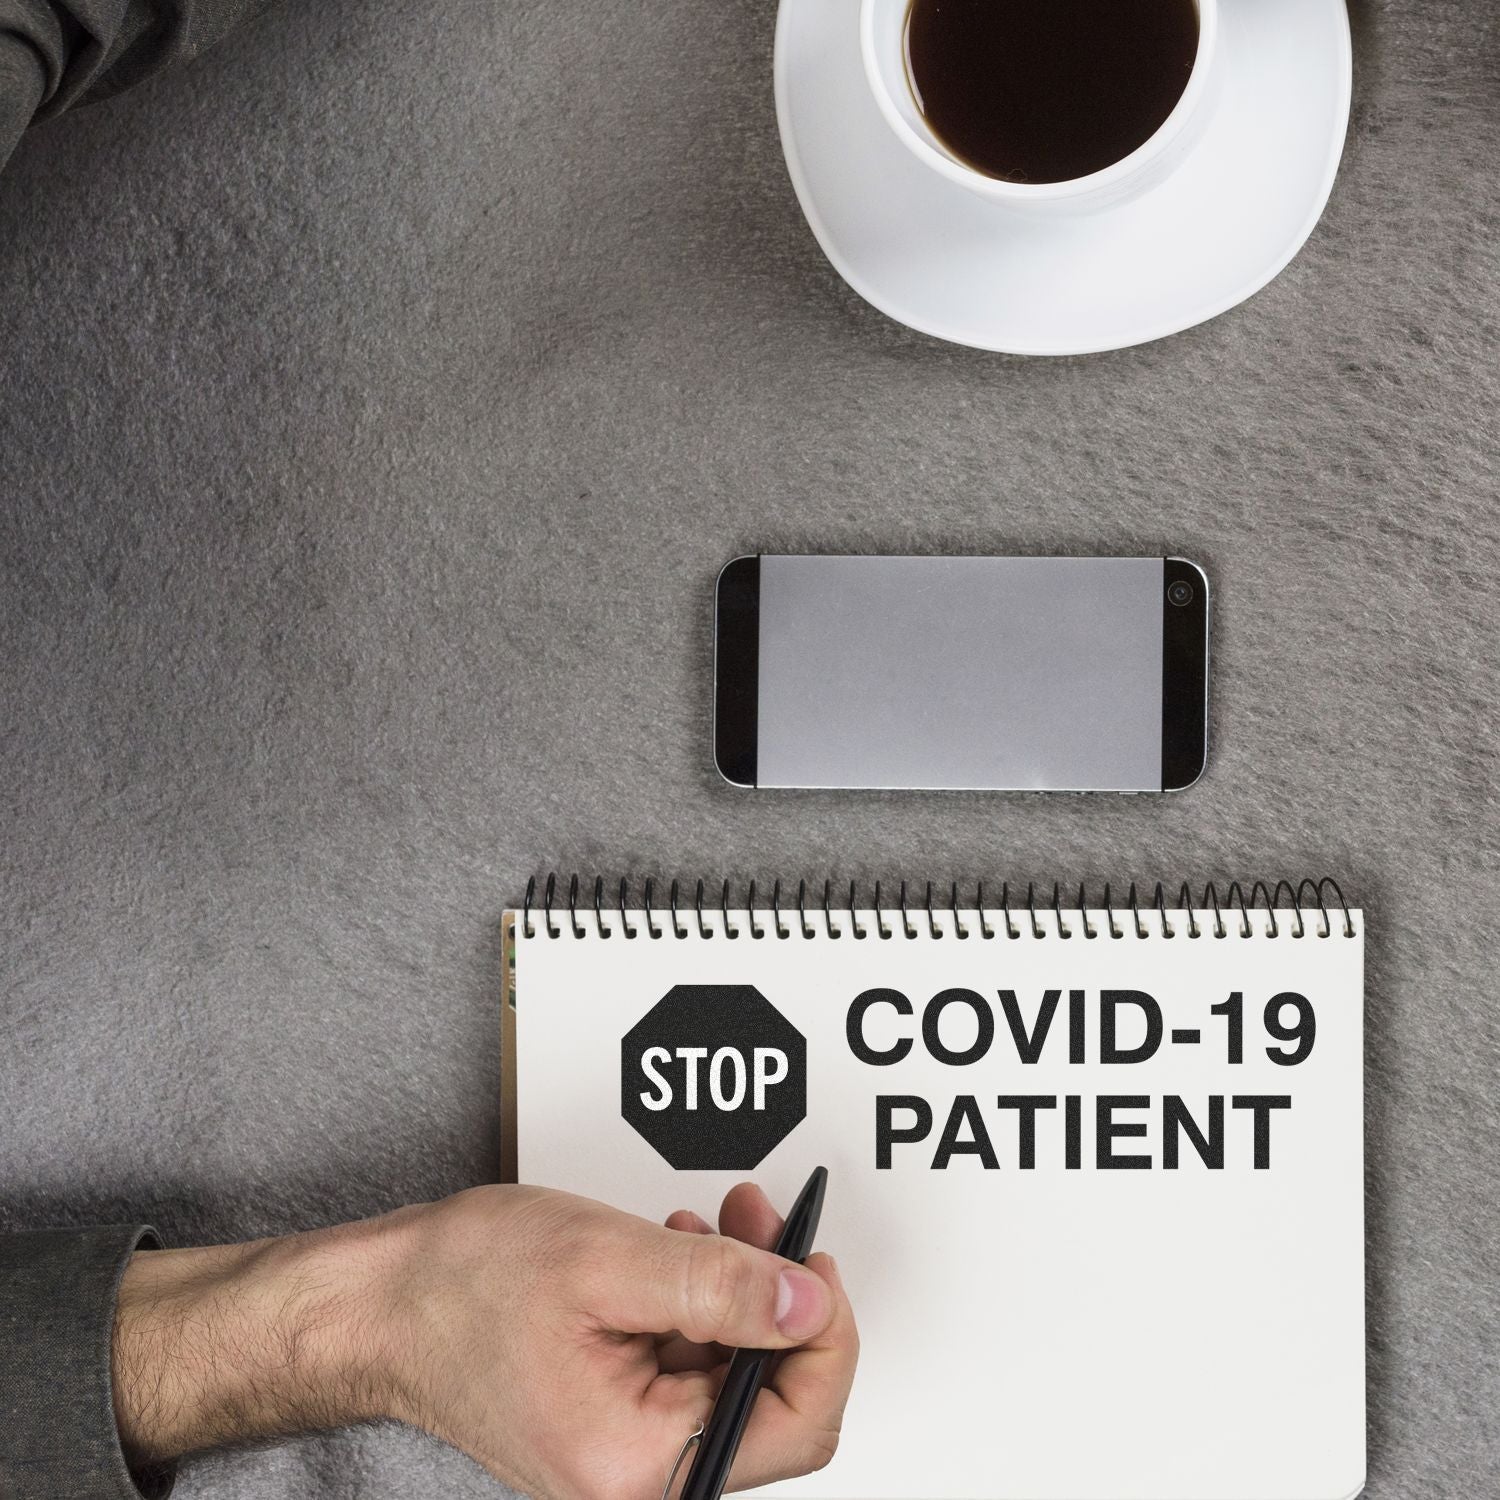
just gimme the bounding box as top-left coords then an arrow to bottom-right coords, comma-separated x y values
860,0 -> 1220,203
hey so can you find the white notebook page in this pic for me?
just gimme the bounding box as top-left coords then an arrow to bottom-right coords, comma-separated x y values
510,905 -> 1364,1500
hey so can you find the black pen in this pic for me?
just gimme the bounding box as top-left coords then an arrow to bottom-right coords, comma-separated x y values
677,1166 -> 829,1500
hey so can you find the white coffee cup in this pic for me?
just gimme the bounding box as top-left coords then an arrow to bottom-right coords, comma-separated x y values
860,0 -> 1220,215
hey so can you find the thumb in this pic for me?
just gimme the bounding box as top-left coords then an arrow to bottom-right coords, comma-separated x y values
589,1220 -> 835,1349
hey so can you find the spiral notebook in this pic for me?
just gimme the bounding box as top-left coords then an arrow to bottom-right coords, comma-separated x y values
501,877 -> 1366,1500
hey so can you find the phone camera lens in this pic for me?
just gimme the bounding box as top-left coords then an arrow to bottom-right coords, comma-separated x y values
1167,580 -> 1194,608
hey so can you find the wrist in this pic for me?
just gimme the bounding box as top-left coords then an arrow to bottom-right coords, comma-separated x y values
112,1216 -> 398,1465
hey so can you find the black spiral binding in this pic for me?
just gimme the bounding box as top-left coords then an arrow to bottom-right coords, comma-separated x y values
521,876 -> 1356,942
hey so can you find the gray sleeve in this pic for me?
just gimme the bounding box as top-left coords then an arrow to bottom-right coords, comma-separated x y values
0,0 -> 271,172
0,26 -> 45,173
0,1225 -> 175,1500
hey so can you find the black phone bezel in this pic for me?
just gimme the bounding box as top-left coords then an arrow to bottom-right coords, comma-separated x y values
713,555 -> 760,787
1161,556 -> 1210,791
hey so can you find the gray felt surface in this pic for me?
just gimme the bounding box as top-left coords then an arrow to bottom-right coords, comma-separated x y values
1,0 -> 1497,1495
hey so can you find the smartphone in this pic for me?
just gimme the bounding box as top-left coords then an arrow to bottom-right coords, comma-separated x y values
713,554 -> 1208,792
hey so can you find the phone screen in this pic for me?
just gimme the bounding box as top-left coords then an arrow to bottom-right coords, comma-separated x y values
715,555 -> 1208,792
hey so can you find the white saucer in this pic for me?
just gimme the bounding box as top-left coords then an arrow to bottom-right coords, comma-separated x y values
774,0 -> 1352,355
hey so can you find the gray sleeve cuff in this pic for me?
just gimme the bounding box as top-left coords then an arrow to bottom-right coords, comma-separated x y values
0,1224 -> 176,1500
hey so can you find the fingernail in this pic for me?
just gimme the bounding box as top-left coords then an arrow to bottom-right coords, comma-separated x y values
775,1267 -> 831,1339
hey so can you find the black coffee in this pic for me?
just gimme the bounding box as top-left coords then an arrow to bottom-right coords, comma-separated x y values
904,0 -> 1200,184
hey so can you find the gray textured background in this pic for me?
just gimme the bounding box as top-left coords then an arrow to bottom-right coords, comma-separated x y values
1,0 -> 1497,1495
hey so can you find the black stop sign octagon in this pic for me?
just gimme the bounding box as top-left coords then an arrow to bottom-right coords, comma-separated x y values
621,984 -> 807,1170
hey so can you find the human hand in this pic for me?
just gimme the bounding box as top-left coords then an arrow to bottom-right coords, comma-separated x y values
113,1183 -> 858,1500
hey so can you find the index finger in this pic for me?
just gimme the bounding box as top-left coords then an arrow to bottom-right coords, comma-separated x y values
718,1182 -> 785,1253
